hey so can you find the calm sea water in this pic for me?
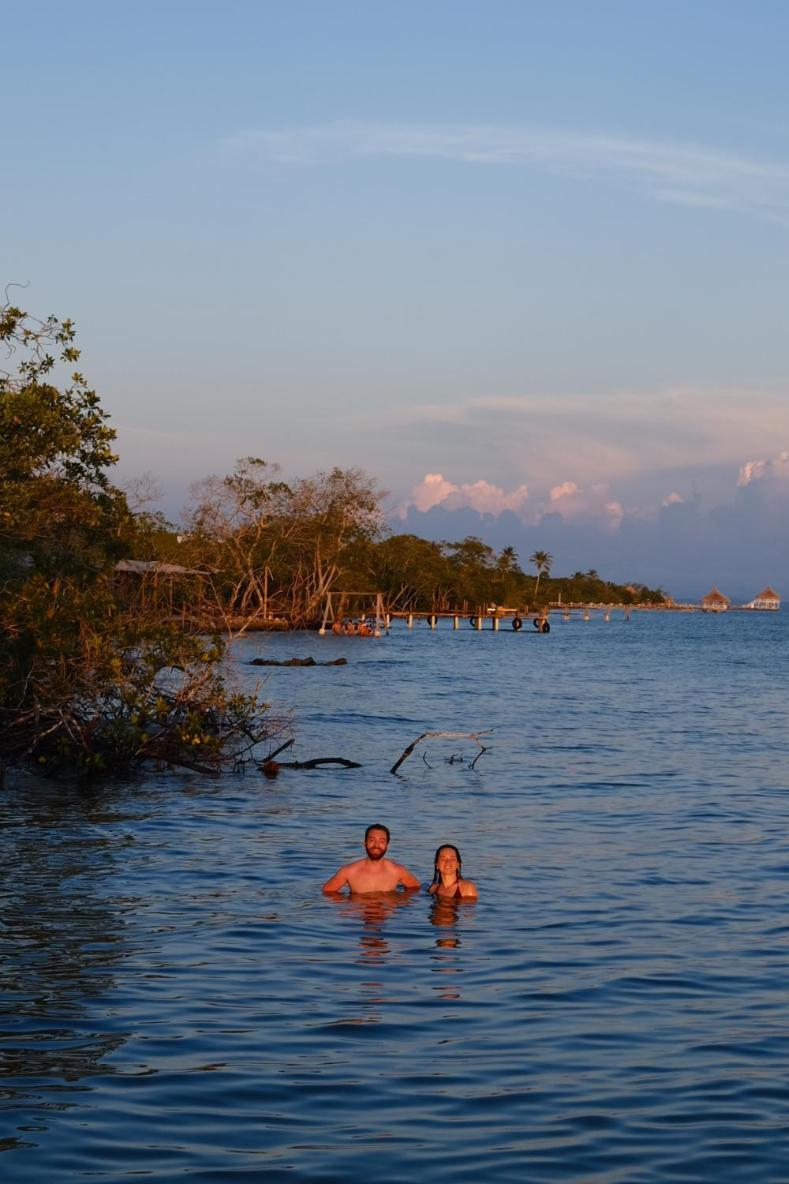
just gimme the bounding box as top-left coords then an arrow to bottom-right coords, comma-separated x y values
2,610 -> 789,1182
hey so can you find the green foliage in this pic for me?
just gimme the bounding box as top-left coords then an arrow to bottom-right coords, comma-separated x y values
2,573 -> 269,774
360,533 -> 456,611
358,535 -> 665,613
0,302 -> 273,777
364,534 -> 527,612
0,304 -> 131,582
555,571 -> 667,606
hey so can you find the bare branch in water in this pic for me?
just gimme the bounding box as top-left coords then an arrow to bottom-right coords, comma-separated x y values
469,744 -> 490,770
262,737 -> 295,762
261,755 -> 362,772
390,730 -> 493,775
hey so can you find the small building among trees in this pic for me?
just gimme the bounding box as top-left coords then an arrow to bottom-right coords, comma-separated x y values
700,587 -> 730,612
747,586 -> 781,610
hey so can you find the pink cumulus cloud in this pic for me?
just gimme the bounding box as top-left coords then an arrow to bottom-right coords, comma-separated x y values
738,451 -> 789,487
604,500 -> 625,530
458,479 -> 530,515
408,472 -> 460,511
401,472 -> 629,527
549,481 -> 579,501
543,481 -> 623,530
402,473 -> 530,518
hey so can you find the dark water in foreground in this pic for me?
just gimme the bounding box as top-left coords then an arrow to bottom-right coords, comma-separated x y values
2,611 -> 789,1182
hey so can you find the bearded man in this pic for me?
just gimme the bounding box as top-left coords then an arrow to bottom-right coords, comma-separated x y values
322,824 -> 420,894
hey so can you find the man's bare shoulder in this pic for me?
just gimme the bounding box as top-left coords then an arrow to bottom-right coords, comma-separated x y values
322,858 -> 365,893
388,859 -> 421,889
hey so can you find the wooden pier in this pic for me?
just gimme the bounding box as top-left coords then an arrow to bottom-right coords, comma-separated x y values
387,609 -> 553,631
317,593 -> 647,636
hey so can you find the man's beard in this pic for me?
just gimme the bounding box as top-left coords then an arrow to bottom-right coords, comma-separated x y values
366,848 -> 386,861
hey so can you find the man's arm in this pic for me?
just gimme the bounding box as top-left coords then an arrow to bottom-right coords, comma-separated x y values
397,864 -> 421,890
322,865 -> 350,893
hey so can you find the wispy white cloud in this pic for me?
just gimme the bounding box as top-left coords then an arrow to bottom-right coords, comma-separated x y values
226,120 -> 789,224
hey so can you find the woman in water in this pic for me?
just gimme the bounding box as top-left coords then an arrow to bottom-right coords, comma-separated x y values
428,844 -> 478,900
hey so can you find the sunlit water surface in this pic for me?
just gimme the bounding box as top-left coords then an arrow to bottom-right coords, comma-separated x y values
2,612 -> 789,1181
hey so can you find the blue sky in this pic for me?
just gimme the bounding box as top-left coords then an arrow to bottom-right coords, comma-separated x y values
5,2 -> 789,595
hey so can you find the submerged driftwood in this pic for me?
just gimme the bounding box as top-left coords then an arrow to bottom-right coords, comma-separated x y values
257,738 -> 360,776
249,656 -> 348,667
390,730 -> 493,775
268,757 -> 361,770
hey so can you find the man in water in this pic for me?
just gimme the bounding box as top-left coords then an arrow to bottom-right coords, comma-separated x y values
322,824 -> 421,894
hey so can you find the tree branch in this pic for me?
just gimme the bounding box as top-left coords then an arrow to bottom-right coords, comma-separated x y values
390,729 -> 493,774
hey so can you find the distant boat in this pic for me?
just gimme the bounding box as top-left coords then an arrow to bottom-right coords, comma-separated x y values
700,587 -> 730,613
746,586 -> 781,610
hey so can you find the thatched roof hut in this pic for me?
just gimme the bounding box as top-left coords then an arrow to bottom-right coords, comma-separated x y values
748,586 -> 781,610
700,587 -> 730,612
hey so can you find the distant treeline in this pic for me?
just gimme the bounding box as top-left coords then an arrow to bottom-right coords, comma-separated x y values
139,458 -> 668,624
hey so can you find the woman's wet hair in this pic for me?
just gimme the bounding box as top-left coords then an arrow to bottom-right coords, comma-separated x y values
365,823 -> 390,843
432,843 -> 462,883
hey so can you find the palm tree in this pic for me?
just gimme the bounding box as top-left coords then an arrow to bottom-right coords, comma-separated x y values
496,545 -> 520,574
530,550 -> 553,600
495,546 -> 522,606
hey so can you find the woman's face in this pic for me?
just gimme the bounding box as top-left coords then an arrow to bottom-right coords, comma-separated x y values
436,847 -> 460,876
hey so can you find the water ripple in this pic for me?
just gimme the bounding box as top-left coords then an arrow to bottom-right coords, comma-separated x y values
3,614 -> 789,1180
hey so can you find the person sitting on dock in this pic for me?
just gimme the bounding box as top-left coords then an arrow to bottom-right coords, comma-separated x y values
322,824 -> 421,894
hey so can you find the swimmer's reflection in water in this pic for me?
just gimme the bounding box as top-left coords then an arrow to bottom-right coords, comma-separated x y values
430,893 -> 462,945
323,887 -> 419,963
322,889 -> 419,1027
429,895 -> 463,998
